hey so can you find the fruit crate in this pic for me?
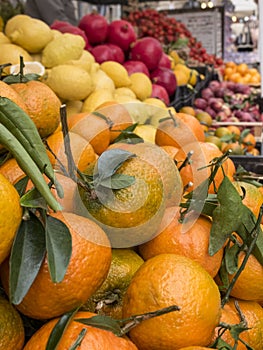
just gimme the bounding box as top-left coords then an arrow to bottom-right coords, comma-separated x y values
229,154 -> 263,176
170,65 -> 216,110
212,121 -> 263,143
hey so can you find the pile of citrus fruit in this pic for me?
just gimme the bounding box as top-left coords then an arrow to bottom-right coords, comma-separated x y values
0,13 -> 263,350
223,62 -> 261,85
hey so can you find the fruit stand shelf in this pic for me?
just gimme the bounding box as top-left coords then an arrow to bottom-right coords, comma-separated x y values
212,121 -> 263,142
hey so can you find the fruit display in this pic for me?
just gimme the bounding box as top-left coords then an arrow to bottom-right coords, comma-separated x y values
0,12 -> 263,350
123,8 -> 224,68
223,61 -> 261,85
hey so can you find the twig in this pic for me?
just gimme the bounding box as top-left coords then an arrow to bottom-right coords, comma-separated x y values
60,104 -> 78,182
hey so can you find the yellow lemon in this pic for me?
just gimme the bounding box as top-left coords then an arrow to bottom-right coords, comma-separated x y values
100,61 -> 131,88
129,72 -> 152,101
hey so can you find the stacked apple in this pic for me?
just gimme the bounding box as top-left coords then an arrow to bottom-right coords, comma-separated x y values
50,13 -> 177,106
193,80 -> 262,123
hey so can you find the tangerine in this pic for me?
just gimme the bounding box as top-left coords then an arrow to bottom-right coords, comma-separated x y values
139,207 -> 223,277
122,253 -> 221,349
155,112 -> 205,149
0,294 -> 25,350
0,211 -> 111,319
11,80 -> 61,138
68,112 -> 111,155
23,311 -> 138,350
45,130 -> 97,172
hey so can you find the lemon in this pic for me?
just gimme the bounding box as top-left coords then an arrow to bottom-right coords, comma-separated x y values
0,43 -> 32,74
65,100 -> 83,117
4,14 -> 31,36
41,33 -> 85,68
6,17 -> 53,53
123,101 -> 150,124
189,69 -> 198,86
100,61 -> 131,88
89,62 -> 100,75
143,97 -> 167,109
173,69 -> 189,86
0,32 -> 10,44
10,61 -> 45,76
42,65 -> 94,101
82,248 -> 144,319
134,124 -> 156,143
114,87 -> 137,99
90,69 -> 115,92
51,29 -> 63,39
129,72 -> 152,101
81,89 -> 114,113
114,94 -> 137,104
65,50 -> 95,73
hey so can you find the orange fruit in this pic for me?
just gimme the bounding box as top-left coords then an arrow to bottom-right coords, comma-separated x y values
212,302 -> 249,349
0,294 -> 25,350
139,207 -> 223,278
94,101 -> 134,143
0,211 -> 111,319
222,142 -> 245,155
26,172 -> 77,213
178,347 -> 214,350
214,298 -> 263,349
195,111 -> 213,127
76,154 -> 165,248
155,112 -> 205,149
108,142 -> 183,207
0,157 -> 25,185
175,141 -> 235,193
45,130 -> 97,172
0,80 -> 28,113
227,125 -> 241,140
160,145 -> 179,159
241,132 -> 256,152
225,249 -> 263,303
179,106 -> 196,116
236,63 -> 248,75
227,298 -> 263,350
11,80 -> 61,138
122,254 -> 221,349
232,181 -> 263,219
0,173 -> 22,265
82,248 -> 144,319
67,112 -> 111,155
23,311 -> 138,350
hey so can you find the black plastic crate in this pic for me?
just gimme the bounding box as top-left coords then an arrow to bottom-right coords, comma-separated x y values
230,155 -> 263,175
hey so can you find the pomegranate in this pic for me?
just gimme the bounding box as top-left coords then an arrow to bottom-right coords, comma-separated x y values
158,52 -> 172,69
91,45 -> 115,64
78,13 -> 108,45
105,44 -> 125,64
130,37 -> 163,71
151,84 -> 170,106
107,19 -> 137,52
123,60 -> 150,77
150,67 -> 177,96
50,20 -> 71,30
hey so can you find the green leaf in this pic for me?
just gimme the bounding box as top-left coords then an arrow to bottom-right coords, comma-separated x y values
10,212 -> 46,305
99,174 -> 135,189
224,243 -> 240,275
209,177 -> 245,256
96,149 -> 136,181
20,187 -> 48,209
14,176 -> 29,196
113,131 -> 144,144
46,307 -> 79,350
45,215 -> 72,283
237,208 -> 263,265
220,133 -> 235,142
76,315 -> 122,336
